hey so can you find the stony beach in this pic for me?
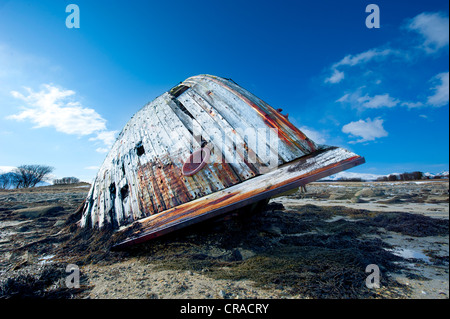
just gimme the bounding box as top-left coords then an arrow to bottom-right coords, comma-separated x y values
0,180 -> 448,299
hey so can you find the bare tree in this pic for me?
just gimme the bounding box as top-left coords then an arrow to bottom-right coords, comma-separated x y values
0,172 -> 22,189
0,173 -> 15,189
0,174 -> 8,189
13,165 -> 54,188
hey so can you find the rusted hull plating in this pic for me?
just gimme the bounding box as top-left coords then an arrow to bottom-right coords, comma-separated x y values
80,74 -> 365,247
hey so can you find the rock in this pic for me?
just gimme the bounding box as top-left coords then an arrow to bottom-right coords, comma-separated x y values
355,188 -> 385,198
223,248 -> 256,261
237,248 -> 255,260
13,205 -> 65,219
17,225 -> 31,232
11,205 -> 27,210
351,196 -> 368,203
53,220 -> 66,227
230,249 -> 243,261
219,290 -> 227,298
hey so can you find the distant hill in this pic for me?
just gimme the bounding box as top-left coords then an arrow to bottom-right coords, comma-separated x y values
323,170 -> 449,182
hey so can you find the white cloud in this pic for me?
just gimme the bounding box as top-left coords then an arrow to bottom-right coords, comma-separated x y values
342,118 -> 388,143
401,101 -> 424,108
89,130 -> 118,147
299,126 -> 326,144
324,12 -> 448,84
358,93 -> 399,109
337,89 -> 428,110
8,84 -> 106,135
325,48 -> 398,84
7,84 -> 116,150
325,69 -> 345,84
407,12 -> 449,53
336,94 -> 349,103
333,48 -> 396,69
336,90 -> 401,109
427,72 -> 449,107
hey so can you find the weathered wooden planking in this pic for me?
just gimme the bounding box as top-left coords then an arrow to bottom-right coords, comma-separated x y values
162,94 -> 241,190
217,77 -> 318,153
187,79 -> 287,164
192,75 -> 318,156
183,89 -> 267,173
177,90 -> 257,180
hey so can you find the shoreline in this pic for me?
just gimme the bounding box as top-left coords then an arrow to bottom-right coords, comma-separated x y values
0,180 -> 448,299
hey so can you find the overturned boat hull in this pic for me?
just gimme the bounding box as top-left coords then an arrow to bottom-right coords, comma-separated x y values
80,74 -> 365,248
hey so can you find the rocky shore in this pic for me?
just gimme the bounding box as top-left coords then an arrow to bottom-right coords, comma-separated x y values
0,180 -> 448,299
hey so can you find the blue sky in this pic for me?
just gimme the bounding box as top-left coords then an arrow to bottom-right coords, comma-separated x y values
0,0 -> 448,182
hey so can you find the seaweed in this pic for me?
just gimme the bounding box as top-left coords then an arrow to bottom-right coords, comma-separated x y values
0,264 -> 89,299
126,205 -> 408,298
358,212 -> 449,237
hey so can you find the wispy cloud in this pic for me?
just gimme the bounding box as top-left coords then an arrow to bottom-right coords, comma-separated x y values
325,48 -> 398,84
406,12 -> 449,53
401,101 -> 424,108
89,130 -> 118,147
324,11 -> 448,85
336,83 -> 446,110
325,69 -> 344,84
342,117 -> 388,143
333,48 -> 397,69
7,84 -> 117,150
337,89 -> 400,109
427,72 -> 449,107
358,93 -> 399,109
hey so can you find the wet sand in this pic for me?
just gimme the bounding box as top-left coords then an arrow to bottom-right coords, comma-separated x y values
0,180 -> 448,299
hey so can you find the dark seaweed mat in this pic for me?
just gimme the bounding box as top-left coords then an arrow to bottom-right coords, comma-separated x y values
123,204 -> 420,298
47,203 -> 447,298
0,264 -> 88,299
357,212 -> 449,237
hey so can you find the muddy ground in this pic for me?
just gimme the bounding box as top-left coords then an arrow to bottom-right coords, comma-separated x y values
0,180 -> 448,299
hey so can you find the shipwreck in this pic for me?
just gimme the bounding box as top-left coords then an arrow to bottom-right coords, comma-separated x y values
80,74 -> 365,248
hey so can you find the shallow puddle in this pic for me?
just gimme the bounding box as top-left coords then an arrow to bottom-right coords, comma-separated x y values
387,248 -> 431,264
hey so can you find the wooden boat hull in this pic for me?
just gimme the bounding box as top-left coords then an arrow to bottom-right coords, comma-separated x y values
79,74 -> 365,248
